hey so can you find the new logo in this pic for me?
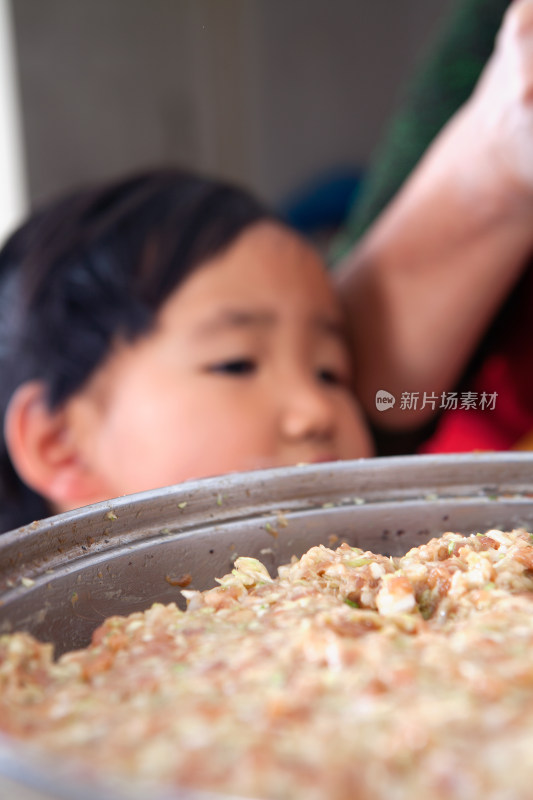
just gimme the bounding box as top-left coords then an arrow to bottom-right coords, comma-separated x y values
375,390 -> 396,411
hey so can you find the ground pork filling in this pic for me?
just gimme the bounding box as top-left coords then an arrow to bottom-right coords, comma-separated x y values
2,528 -> 533,800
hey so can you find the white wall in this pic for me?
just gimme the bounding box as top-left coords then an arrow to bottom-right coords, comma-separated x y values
11,0 -> 453,207
0,0 -> 26,243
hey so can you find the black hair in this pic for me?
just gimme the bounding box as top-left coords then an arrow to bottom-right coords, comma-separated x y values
0,167 -> 274,532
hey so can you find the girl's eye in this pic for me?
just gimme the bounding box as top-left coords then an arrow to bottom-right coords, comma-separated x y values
317,368 -> 344,386
207,359 -> 257,375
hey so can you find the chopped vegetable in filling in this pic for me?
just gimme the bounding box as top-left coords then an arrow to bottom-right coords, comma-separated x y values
2,528 -> 533,799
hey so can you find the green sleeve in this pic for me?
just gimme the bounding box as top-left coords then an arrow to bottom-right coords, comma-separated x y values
331,0 -> 512,263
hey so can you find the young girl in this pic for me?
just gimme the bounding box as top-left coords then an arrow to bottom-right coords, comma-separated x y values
0,168 -> 373,533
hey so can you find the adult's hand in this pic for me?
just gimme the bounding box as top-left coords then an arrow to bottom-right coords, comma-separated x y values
469,0 -> 533,201
336,0 -> 533,430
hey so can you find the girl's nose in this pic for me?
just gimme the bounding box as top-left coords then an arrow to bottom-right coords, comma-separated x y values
279,375 -> 337,442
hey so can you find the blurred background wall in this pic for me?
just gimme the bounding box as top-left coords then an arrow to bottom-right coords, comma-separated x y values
8,0 -> 452,219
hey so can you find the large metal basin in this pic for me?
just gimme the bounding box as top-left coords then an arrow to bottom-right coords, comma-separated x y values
0,452 -> 533,800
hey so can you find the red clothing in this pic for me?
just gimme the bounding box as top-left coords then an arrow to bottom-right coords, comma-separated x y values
420,269 -> 533,453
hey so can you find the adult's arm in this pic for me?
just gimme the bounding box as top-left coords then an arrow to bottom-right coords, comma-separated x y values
336,0 -> 533,429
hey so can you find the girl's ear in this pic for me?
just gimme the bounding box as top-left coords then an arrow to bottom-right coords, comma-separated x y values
4,381 -> 106,512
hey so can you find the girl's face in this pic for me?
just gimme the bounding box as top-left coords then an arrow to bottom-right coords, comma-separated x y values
63,222 -> 373,508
